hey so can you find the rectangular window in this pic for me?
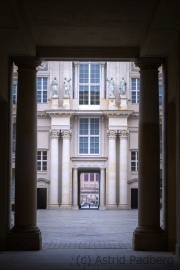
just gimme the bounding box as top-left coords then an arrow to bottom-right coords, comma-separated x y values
13,130 -> 16,152
131,78 -> 140,104
79,63 -> 100,105
12,178 -> 15,199
131,151 -> 138,171
160,179 -> 162,199
90,173 -> 94,181
37,151 -> 47,171
79,118 -> 99,155
159,85 -> 162,106
37,77 -> 48,103
160,129 -> 162,154
84,173 -> 88,181
13,84 -> 17,105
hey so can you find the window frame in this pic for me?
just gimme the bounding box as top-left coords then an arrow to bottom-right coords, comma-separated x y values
37,150 -> 47,171
131,78 -> 140,104
78,62 -> 101,106
131,151 -> 138,171
13,83 -> 17,105
78,117 -> 100,155
37,77 -> 48,103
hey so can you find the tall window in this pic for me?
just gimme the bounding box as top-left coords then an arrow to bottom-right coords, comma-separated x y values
131,151 -> 138,171
131,78 -> 140,104
37,77 -> 48,103
37,151 -> 47,171
79,118 -> 99,154
159,85 -> 162,106
79,63 -> 100,105
13,130 -> 16,152
13,84 -> 17,105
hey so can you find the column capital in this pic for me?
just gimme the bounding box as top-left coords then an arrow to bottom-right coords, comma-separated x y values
107,130 -> 117,139
100,62 -> 106,67
13,57 -> 41,70
135,58 -> 162,70
119,130 -> 129,139
73,61 -> 79,67
50,129 -> 60,138
61,129 -> 72,139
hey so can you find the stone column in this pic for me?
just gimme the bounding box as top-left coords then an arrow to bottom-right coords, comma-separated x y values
100,62 -> 106,98
74,62 -> 79,99
49,129 -> 60,209
8,57 -> 42,250
107,130 -> 117,209
99,168 -> 106,210
132,59 -> 166,251
60,130 -> 71,209
72,168 -> 78,210
118,130 -> 129,209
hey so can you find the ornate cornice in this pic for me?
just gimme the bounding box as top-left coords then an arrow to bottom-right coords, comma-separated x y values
107,130 -> 117,139
50,129 -> 60,138
131,62 -> 140,72
37,61 -> 48,71
61,129 -> 72,139
119,130 -> 129,139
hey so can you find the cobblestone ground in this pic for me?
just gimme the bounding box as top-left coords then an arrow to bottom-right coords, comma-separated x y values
37,209 -> 138,245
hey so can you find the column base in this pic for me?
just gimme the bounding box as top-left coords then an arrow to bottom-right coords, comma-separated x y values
132,231 -> 167,251
7,232 -> 42,250
72,205 -> 79,210
60,204 -> 72,209
176,244 -> 180,259
48,204 -> 59,210
106,204 -> 117,210
118,204 -> 130,210
99,206 -> 106,210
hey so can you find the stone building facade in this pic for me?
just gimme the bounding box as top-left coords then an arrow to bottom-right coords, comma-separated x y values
12,61 -> 162,210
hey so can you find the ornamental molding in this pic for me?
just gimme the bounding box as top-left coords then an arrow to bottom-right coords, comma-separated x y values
131,62 -> 140,72
119,130 -> 129,139
61,129 -> 72,139
50,129 -> 60,138
107,130 -> 117,139
37,61 -> 48,71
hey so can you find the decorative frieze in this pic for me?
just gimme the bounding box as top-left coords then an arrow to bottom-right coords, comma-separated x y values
119,130 -> 129,139
50,129 -> 60,138
107,130 -> 117,139
61,130 -> 72,139
37,61 -> 48,71
131,62 -> 140,72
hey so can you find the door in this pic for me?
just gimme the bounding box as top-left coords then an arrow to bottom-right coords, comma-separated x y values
37,188 -> 47,209
131,188 -> 138,209
79,172 -> 99,209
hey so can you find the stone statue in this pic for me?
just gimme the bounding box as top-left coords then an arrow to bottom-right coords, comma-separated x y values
63,77 -> 71,97
50,77 -> 58,98
119,77 -> 127,96
107,77 -> 115,97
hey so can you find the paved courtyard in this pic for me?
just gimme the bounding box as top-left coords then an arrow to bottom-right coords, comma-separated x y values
3,209 -> 180,270
37,209 -> 138,245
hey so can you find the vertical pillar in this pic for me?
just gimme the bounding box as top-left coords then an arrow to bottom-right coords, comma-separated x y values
49,129 -> 60,209
107,130 -> 117,209
100,62 -> 106,99
132,59 -> 166,251
74,62 -> 79,99
99,168 -> 106,210
118,130 -> 129,209
8,57 -> 42,250
72,168 -> 78,210
60,130 -> 71,209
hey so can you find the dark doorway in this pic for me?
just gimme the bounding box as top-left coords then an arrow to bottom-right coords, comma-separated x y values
131,188 -> 138,209
37,188 -> 47,209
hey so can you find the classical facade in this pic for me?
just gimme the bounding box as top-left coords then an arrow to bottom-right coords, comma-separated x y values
12,61 -> 162,210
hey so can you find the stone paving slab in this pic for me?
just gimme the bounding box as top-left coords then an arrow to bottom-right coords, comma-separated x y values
42,241 -> 132,249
